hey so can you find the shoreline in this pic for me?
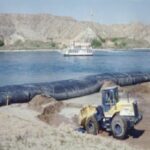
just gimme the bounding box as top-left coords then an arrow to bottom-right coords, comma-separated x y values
0,49 -> 61,52
93,47 -> 150,52
0,48 -> 150,53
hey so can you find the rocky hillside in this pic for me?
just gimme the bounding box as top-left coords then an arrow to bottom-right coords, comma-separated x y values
0,13 -> 150,49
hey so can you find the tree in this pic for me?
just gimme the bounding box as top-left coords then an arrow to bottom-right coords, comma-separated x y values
0,40 -> 4,47
91,38 -> 102,48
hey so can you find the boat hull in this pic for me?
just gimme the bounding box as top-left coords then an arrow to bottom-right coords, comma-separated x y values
64,53 -> 93,56
63,49 -> 93,56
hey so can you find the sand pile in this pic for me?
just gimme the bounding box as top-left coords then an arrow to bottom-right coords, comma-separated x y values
28,95 -> 77,127
127,82 -> 150,94
28,95 -> 56,113
38,100 -> 69,126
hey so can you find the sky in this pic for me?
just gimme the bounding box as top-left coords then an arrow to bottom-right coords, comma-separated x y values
0,0 -> 150,24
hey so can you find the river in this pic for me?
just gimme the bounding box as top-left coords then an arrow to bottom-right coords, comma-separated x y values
0,50 -> 150,86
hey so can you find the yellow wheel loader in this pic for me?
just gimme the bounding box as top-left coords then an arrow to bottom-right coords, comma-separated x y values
79,86 -> 142,139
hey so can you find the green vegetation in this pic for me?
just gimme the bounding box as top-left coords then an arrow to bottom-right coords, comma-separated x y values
0,40 -> 4,47
91,36 -> 130,49
91,36 -> 108,48
91,38 -> 102,48
13,40 -> 58,49
98,36 -> 106,43
110,37 -> 127,48
50,41 -> 56,48
111,37 -> 119,43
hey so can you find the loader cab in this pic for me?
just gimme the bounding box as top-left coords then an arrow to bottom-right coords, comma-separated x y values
102,86 -> 119,112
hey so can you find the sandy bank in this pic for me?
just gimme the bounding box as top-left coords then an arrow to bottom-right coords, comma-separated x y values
1,48 -> 150,53
1,82 -> 150,150
0,104 -> 133,150
0,49 -> 61,52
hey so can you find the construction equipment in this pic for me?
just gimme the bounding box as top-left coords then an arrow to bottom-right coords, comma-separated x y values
79,86 -> 142,139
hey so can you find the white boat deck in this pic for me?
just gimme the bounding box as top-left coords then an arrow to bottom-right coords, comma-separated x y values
63,42 -> 93,56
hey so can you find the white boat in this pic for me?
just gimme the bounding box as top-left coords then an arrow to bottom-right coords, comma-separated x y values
63,42 -> 93,56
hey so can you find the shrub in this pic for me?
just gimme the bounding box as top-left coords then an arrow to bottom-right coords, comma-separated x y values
111,37 -> 119,43
0,40 -> 4,47
119,42 -> 127,48
91,38 -> 102,48
99,36 -> 106,43
51,42 -> 56,48
111,37 -> 127,48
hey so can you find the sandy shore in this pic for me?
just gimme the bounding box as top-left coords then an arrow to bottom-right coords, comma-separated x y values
0,82 -> 150,150
0,48 -> 150,53
94,48 -> 150,51
0,104 -> 133,150
0,49 -> 61,52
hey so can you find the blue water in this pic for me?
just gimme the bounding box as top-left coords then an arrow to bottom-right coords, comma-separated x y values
0,50 -> 150,86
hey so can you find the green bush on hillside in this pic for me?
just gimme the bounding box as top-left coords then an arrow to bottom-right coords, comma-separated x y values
119,41 -> 126,48
0,40 -> 4,47
111,37 -> 127,48
111,37 -> 119,43
51,42 -> 56,48
98,36 -> 106,43
91,38 -> 102,48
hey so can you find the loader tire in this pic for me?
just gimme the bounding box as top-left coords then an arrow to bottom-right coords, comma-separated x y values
111,115 -> 127,139
85,115 -> 99,135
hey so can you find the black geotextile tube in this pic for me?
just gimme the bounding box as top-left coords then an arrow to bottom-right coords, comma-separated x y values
0,72 -> 150,106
